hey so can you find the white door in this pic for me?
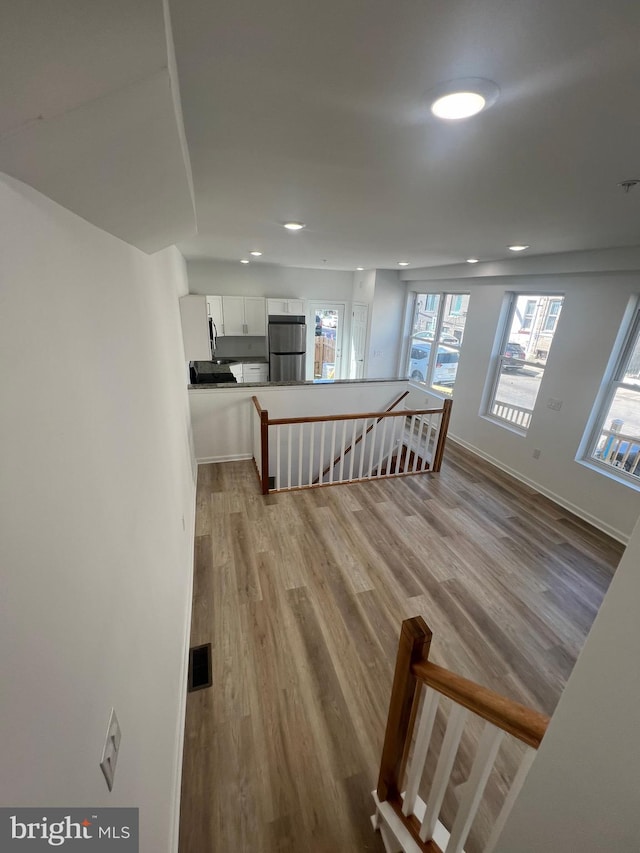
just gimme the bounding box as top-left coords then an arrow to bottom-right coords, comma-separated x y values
307,303 -> 345,380
350,303 -> 368,379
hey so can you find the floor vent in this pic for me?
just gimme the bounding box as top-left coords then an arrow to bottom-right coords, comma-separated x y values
188,643 -> 212,692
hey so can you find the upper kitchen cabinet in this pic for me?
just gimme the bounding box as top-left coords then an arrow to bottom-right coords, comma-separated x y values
206,295 -> 224,336
267,298 -> 306,316
222,296 -> 266,336
180,295 -> 211,361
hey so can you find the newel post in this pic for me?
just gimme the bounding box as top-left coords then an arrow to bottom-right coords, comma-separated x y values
260,409 -> 270,495
377,616 -> 432,802
432,398 -> 453,472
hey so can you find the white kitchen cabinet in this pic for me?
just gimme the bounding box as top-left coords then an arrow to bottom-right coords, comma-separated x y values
221,296 -> 245,335
229,362 -> 268,384
241,363 -> 269,383
206,295 -> 224,338
267,298 -> 305,316
222,296 -> 266,336
244,297 -> 267,335
179,295 -> 211,361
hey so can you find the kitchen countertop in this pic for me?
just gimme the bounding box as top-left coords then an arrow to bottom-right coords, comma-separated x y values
188,376 -> 409,389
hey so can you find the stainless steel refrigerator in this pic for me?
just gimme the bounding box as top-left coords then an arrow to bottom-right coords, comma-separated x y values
268,315 -> 306,381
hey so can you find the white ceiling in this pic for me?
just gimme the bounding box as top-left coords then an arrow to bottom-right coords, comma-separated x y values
2,1 -> 639,267
0,1 -> 195,254
171,0 -> 640,270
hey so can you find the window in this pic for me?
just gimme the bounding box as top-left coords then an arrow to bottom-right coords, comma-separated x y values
587,303 -> 640,482
521,299 -> 536,330
487,293 -> 564,432
543,299 -> 562,333
407,292 -> 469,395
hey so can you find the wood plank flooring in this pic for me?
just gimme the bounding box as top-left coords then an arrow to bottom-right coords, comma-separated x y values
179,443 -> 623,853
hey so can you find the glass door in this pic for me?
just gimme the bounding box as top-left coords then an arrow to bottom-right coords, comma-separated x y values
307,303 -> 345,380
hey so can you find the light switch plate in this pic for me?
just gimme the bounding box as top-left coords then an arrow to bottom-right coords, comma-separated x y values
547,397 -> 563,411
100,708 -> 121,792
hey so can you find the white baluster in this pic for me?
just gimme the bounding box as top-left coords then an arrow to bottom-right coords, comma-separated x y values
308,422 -> 315,486
329,420 -> 337,484
445,721 -> 504,853
423,414 -> 433,471
338,420 -> 347,482
349,419 -> 358,481
276,424 -> 281,491
298,423 -> 303,488
393,416 -> 404,475
358,419 -> 368,479
376,416 -> 388,479
403,686 -> 440,817
408,414 -> 418,473
319,422 -> 326,485
483,747 -> 536,853
287,423 -> 292,490
420,703 -> 467,841
367,420 -> 378,478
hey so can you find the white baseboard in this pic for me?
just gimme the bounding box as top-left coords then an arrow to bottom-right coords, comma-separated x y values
169,495 -> 197,853
448,434 -> 628,545
196,452 -> 252,464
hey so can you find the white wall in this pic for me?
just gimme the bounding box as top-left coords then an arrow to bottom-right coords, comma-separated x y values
0,175 -> 196,852
494,511 -> 640,852
405,271 -> 640,541
189,380 -> 408,462
187,257 -> 353,299
368,269 -> 405,378
352,268 -> 376,303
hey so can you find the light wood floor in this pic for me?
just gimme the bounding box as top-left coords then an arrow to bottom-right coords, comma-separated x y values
178,444 -> 623,853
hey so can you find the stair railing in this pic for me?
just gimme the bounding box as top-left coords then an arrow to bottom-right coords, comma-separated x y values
373,616 -> 549,853
251,396 -> 452,495
313,390 -> 410,484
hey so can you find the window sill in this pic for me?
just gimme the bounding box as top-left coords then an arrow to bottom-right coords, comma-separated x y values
577,457 -> 640,493
481,414 -> 528,437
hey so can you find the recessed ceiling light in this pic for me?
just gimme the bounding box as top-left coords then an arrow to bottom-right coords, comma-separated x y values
466,258 -> 479,264
356,267 -> 364,271
508,245 -> 529,252
398,261 -> 410,266
240,259 -> 250,264
250,251 -> 262,257
429,78 -> 499,121
283,222 -> 306,231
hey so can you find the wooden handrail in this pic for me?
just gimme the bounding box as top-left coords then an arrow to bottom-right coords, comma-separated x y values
376,617 -> 550,849
412,659 -> 549,749
267,406 -> 445,426
251,395 -> 263,415
313,390 -> 410,484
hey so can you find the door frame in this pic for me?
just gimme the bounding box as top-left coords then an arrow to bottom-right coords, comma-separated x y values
307,302 -> 347,380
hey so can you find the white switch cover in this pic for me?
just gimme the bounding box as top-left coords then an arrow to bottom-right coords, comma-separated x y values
100,708 -> 122,792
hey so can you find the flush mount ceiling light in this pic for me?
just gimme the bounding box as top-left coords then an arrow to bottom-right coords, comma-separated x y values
250,250 -> 262,256
283,221 -> 306,231
466,258 -> 479,264
356,267 -> 364,271
429,78 -> 499,120
508,244 -> 529,252
398,261 -> 410,266
240,259 -> 250,264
